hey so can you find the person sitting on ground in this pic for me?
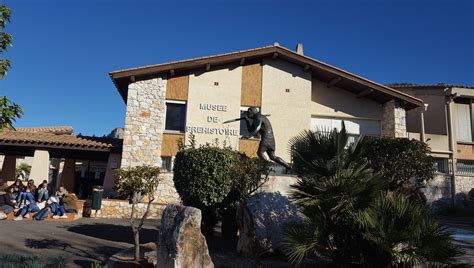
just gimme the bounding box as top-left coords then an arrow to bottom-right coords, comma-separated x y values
13,179 -> 25,192
48,196 -> 68,219
61,192 -> 78,213
27,179 -> 37,195
0,179 -> 7,192
37,180 -> 49,202
0,186 -> 16,214
55,185 -> 68,202
14,185 -> 40,221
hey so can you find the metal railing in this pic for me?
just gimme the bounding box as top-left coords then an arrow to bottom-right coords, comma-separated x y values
456,159 -> 474,175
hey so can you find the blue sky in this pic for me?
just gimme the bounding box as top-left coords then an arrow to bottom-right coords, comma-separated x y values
1,0 -> 473,135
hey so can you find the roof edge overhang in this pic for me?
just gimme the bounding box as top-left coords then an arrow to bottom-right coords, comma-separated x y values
109,45 -> 424,110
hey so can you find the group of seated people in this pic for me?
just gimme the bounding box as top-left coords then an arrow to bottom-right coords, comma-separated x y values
0,178 -> 75,221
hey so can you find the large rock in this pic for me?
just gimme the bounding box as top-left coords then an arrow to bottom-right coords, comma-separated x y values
237,192 -> 302,257
156,205 -> 213,268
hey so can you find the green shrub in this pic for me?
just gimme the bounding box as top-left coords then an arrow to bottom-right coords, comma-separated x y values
361,137 -> 435,191
173,144 -> 236,208
282,127 -> 464,267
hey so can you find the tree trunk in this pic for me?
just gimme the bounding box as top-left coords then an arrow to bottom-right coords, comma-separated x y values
134,229 -> 140,261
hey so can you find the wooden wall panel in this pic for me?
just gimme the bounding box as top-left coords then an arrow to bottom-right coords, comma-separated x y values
161,133 -> 185,157
239,139 -> 260,157
166,75 -> 189,101
457,144 -> 474,160
241,64 -> 262,107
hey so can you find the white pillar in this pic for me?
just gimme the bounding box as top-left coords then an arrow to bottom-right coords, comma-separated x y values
103,153 -> 122,195
29,150 -> 50,187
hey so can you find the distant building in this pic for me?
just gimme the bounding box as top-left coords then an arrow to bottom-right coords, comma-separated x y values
389,83 -> 474,205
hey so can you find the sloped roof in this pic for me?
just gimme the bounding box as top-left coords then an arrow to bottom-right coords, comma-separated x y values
0,130 -> 113,151
110,44 -> 424,110
387,83 -> 474,89
16,126 -> 74,135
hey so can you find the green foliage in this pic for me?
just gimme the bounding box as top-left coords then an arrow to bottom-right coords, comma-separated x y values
173,144 -> 236,208
282,126 -> 464,267
16,163 -> 31,178
228,153 -> 270,202
0,4 -> 13,79
0,94 -> 23,130
0,254 -> 68,268
114,166 -> 161,202
361,137 -> 435,191
353,192 -> 463,267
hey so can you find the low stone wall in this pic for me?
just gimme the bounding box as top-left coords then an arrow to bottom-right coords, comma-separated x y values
423,174 -> 451,205
455,175 -> 474,201
155,173 -> 181,204
90,199 -> 167,220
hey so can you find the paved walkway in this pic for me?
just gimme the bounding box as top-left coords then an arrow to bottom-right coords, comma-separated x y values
0,217 -> 473,267
0,218 -> 158,267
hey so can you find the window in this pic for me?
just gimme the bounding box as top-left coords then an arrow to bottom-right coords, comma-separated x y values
311,117 -> 380,136
433,158 -> 449,174
165,102 -> 186,132
240,106 -> 260,137
311,117 -> 380,145
161,157 -> 173,172
455,100 -> 473,142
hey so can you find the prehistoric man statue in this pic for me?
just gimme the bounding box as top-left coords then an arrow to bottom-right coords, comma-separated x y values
241,107 -> 292,171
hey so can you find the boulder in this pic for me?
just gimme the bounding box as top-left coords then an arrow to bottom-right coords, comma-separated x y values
237,192 -> 302,257
156,205 -> 213,268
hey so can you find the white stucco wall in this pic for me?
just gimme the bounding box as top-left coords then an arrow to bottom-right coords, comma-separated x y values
311,80 -> 382,120
186,65 -> 242,149
261,59 -> 312,162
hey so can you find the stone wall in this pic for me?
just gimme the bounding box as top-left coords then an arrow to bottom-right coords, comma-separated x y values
423,174 -> 451,205
121,78 -> 167,168
455,175 -> 474,201
155,173 -> 181,204
91,199 -> 166,220
381,100 -> 407,138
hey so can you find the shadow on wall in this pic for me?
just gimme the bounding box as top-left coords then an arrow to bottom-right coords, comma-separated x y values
65,223 -> 158,244
245,191 -> 302,251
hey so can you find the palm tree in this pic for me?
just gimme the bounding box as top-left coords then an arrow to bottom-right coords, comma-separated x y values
282,125 -> 464,267
353,192 -> 464,267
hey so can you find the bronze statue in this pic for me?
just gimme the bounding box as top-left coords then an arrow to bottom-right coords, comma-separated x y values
229,107 -> 292,170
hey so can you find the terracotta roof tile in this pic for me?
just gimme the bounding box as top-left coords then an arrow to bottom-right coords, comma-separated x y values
0,130 -> 112,150
386,83 -> 474,89
16,126 -> 74,135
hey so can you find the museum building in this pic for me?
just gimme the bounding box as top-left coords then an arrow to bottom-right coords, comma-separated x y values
109,43 -> 425,202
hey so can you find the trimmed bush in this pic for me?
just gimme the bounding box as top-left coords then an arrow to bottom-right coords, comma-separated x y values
361,137 -> 435,192
173,145 -> 236,208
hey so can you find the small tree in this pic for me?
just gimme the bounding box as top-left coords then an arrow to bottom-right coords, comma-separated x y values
114,166 -> 161,261
0,5 -> 23,130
